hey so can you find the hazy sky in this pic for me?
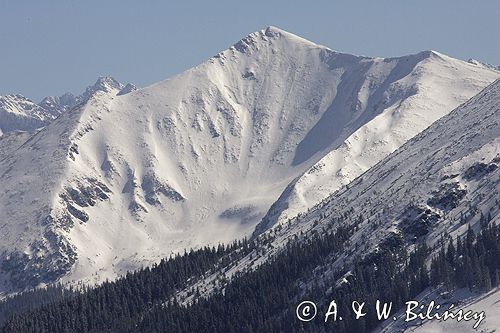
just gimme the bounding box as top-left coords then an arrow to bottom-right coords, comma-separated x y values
1,0 -> 499,101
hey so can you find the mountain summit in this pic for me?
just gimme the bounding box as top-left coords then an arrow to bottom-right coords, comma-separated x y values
0,27 -> 498,290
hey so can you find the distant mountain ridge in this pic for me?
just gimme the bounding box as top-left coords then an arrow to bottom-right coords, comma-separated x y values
0,77 -> 134,136
0,94 -> 53,135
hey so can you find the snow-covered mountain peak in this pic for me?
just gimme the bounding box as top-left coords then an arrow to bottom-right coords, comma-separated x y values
263,25 -> 285,34
38,93 -> 78,116
83,76 -> 124,97
0,28 -> 498,291
226,25 -> 329,58
262,25 -> 323,47
425,49 -> 443,57
0,94 -> 40,116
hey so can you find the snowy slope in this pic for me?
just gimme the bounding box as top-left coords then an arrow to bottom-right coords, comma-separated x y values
177,78 -> 500,308
277,77 -> 500,269
404,289 -> 500,333
405,288 -> 500,333
257,51 -> 499,233
0,26 -> 498,291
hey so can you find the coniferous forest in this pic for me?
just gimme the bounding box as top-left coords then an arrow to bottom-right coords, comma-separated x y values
1,212 -> 499,333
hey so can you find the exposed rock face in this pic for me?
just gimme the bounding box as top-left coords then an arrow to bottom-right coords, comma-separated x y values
427,182 -> 467,211
141,173 -> 185,205
1,219 -> 77,289
463,161 -> 498,180
400,205 -> 441,238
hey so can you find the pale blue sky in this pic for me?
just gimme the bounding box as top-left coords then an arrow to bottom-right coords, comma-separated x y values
1,0 -> 499,101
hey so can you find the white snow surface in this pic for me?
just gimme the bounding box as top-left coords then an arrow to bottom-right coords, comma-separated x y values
176,78 -> 500,312
258,49 -> 499,232
0,26 -> 498,289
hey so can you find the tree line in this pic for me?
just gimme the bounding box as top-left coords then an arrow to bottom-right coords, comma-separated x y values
1,210 -> 499,332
